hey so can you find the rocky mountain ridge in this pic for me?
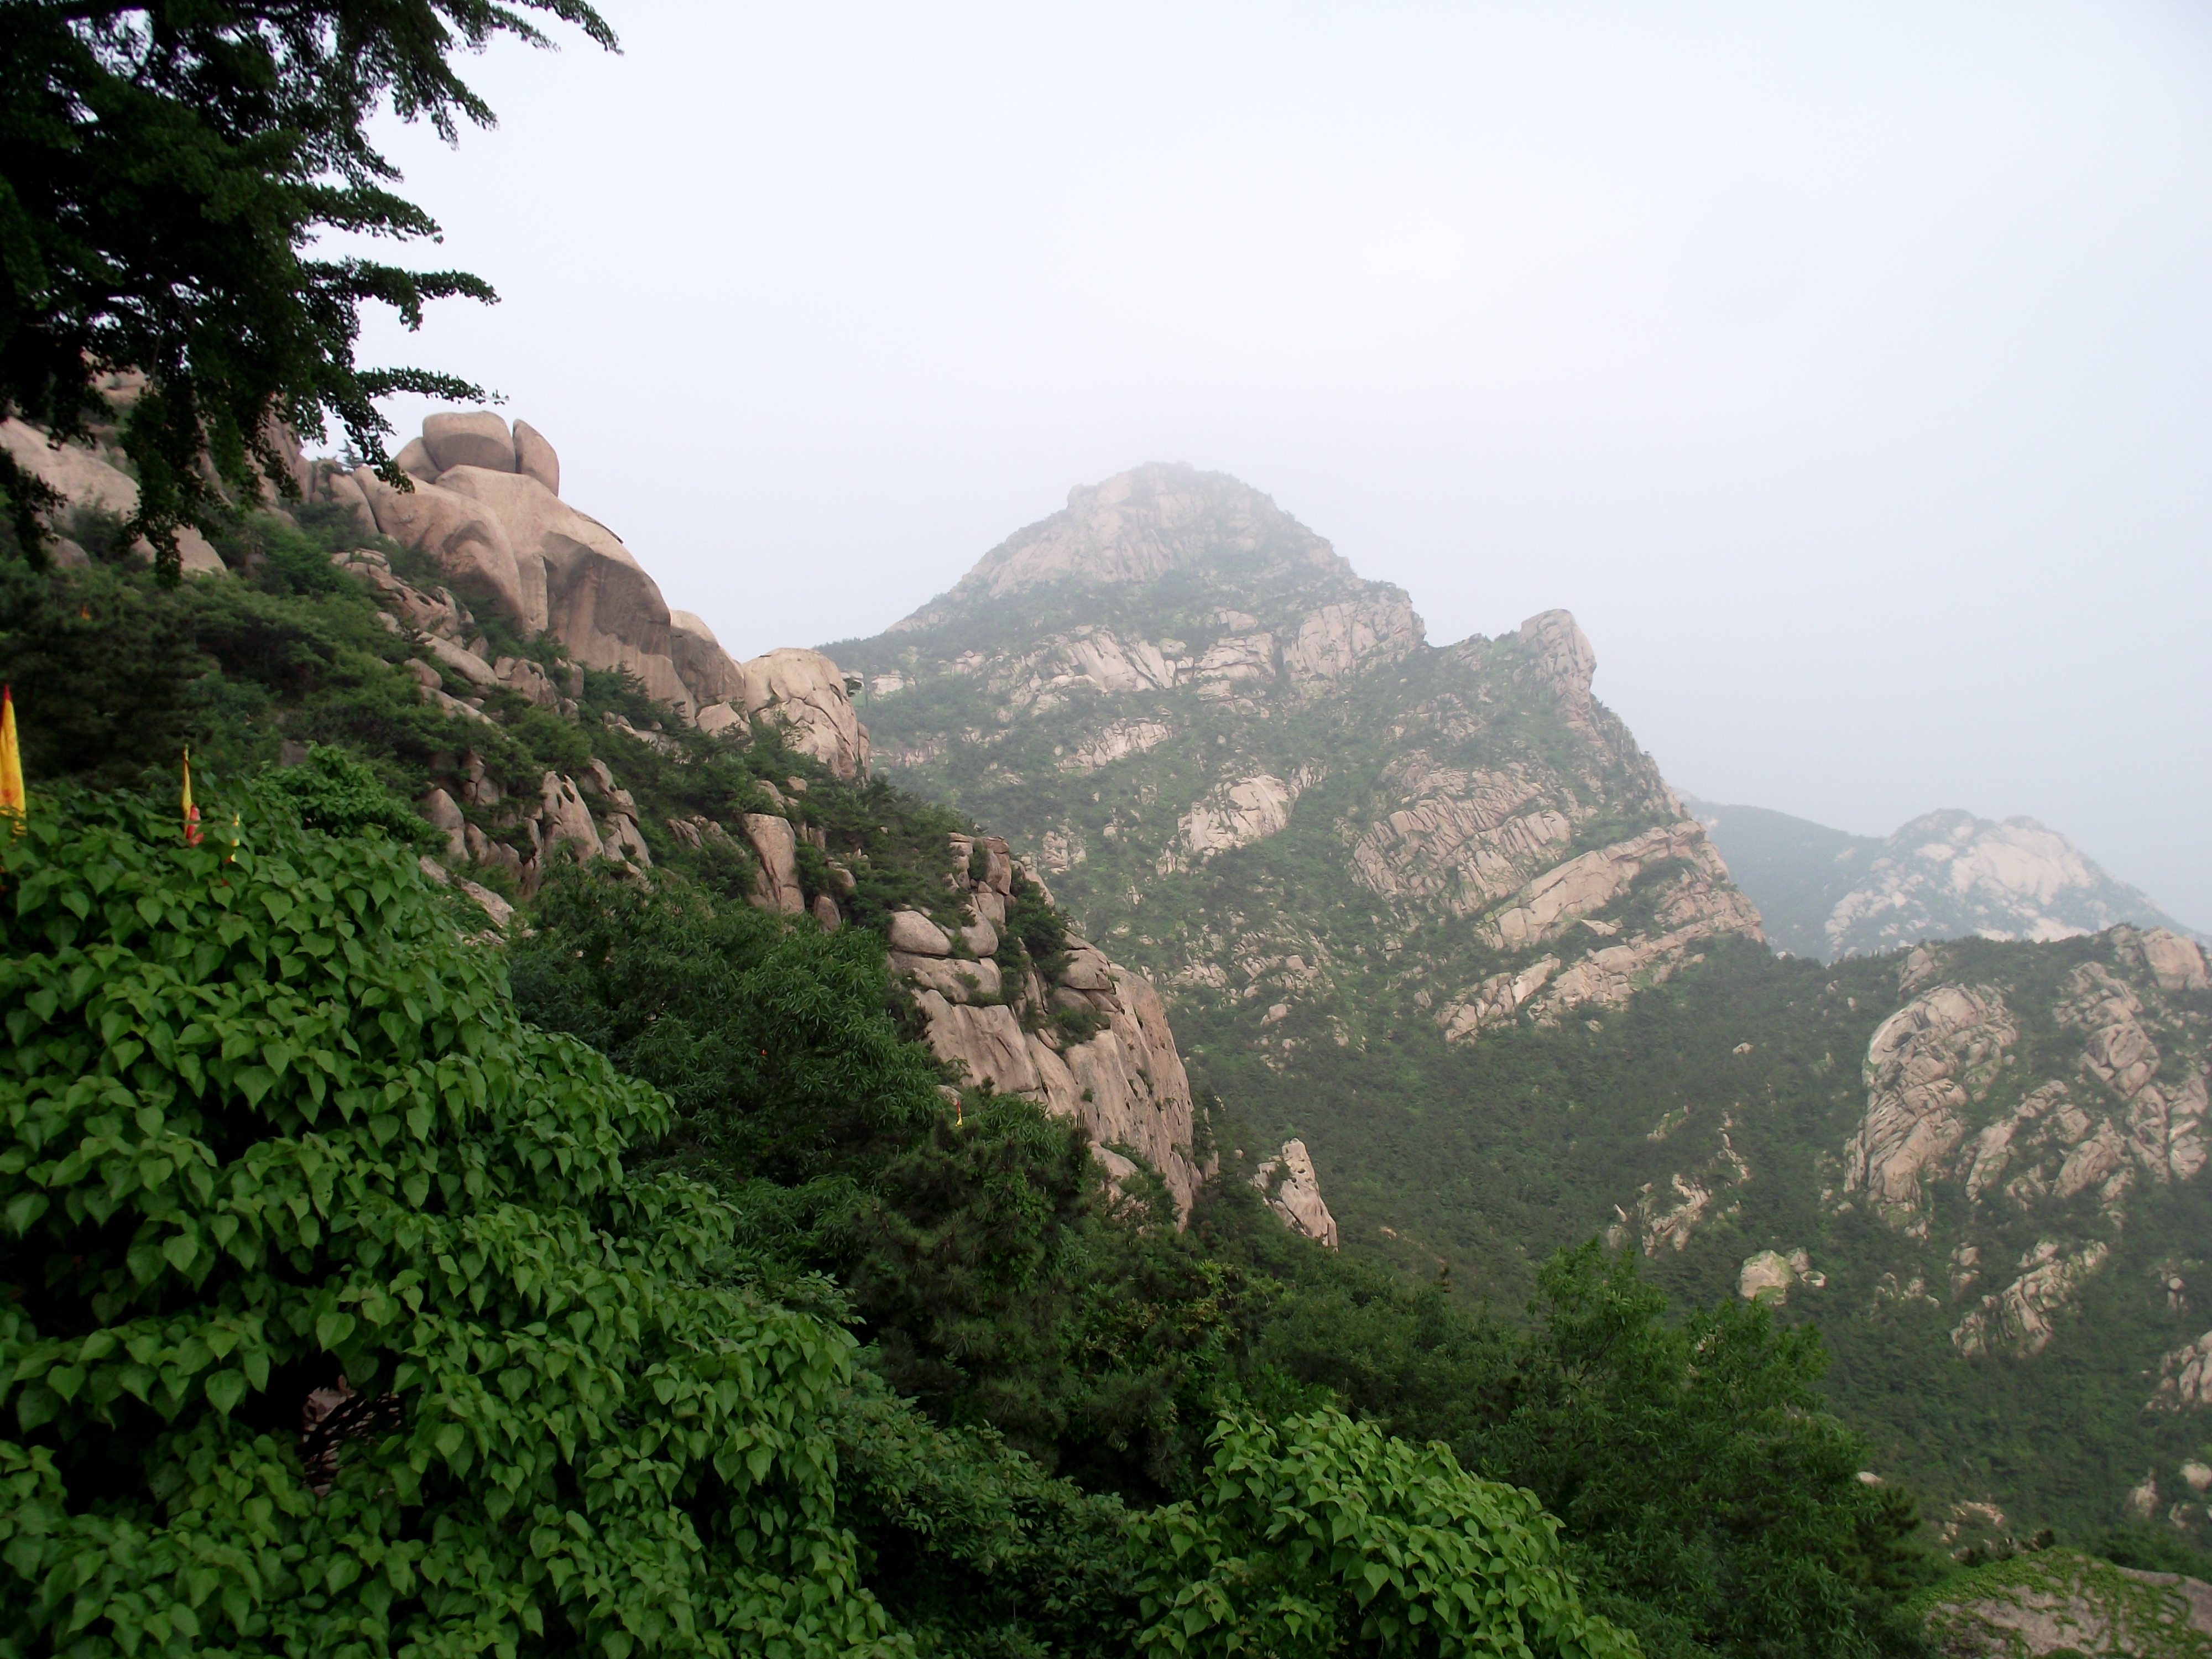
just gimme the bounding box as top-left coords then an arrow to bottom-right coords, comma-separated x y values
9,404 -> 1227,1228
1689,796 -> 2201,962
834,467 -> 1765,1090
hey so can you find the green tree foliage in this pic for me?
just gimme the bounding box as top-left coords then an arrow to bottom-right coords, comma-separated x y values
1126,1408 -> 1636,1659
0,787 -> 907,1657
507,865 -> 943,1193
0,0 -> 613,569
1480,1244 -> 1929,1659
1207,1192 -> 1932,1659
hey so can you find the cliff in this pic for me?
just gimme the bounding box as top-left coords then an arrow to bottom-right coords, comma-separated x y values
828,464 -> 1761,1230
325,419 -> 1214,1228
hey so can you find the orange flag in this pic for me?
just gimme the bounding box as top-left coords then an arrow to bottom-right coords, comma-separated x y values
181,747 -> 201,846
0,686 -> 22,828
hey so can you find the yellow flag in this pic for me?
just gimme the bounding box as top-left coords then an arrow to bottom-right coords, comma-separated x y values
0,686 -> 23,828
181,746 -> 201,846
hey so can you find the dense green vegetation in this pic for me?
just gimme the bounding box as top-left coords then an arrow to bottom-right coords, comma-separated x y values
0,520 -> 1951,1654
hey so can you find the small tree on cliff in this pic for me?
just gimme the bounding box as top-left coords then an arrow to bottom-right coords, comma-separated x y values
0,1 -> 613,572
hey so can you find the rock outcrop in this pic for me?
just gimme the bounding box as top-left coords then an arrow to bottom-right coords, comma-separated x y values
1738,1248 -> 1824,1303
341,413 -> 869,768
1921,1549 -> 2212,1657
1436,821 -> 1764,1042
1815,930 -> 2212,1361
2,416 -> 227,575
1694,800 -> 2206,964
884,832 -> 1211,1223
1253,1139 -> 1339,1247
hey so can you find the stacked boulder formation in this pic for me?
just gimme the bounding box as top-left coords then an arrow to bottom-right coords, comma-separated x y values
306,412 -> 869,779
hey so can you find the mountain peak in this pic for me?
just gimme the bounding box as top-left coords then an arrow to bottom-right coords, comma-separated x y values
892,463 -> 1359,630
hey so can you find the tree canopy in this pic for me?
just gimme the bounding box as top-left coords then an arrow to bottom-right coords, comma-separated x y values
0,0 -> 613,569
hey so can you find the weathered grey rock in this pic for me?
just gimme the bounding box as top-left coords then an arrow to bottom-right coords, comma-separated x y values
1253,1139 -> 1339,1247
3,416 -> 139,518
539,773 -> 604,863
917,993 -> 1041,1094
392,437 -> 440,482
888,910 -> 952,956
2136,928 -> 2210,993
669,610 -> 752,709
1517,608 -> 1597,718
1059,943 -> 1114,992
418,855 -> 515,931
429,464 -> 743,719
696,702 -> 744,738
324,468 -> 378,533
1920,1548 -> 2212,1657
812,894 -> 842,931
740,648 -> 870,778
891,951 -> 1001,1003
906,462 -> 1364,609
961,917 -> 999,957
356,470 -> 531,626
511,420 -> 559,494
422,633 -> 499,688
420,787 -> 466,862
599,812 -> 652,867
465,825 -> 525,883
742,813 -> 804,915
493,655 -> 560,708
422,410 -> 515,474
0,418 -> 226,576
1845,983 -> 2016,1222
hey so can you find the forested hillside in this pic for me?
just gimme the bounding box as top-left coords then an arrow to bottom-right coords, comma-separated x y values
832,463 -> 2212,1555
0,460 -> 1936,1655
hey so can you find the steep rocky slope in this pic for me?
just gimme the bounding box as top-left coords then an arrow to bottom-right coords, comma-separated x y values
8,403 -> 1215,1224
825,462 -> 2212,1541
832,463 -> 1764,1097
1689,796 -> 2201,962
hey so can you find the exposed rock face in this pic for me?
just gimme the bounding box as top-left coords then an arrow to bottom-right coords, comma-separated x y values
2,416 -> 227,575
742,813 -> 805,915
740,649 -> 870,779
1436,822 -> 1762,1042
1608,1119 -> 1750,1255
347,413 -> 869,766
1159,772 -> 1306,871
1921,1550 -> 2212,1658
1696,800 -> 2205,963
1845,984 -> 2017,1224
512,420 -> 560,494
1739,1248 -> 1824,1303
1253,1139 -> 1339,1247
422,410 -> 517,474
901,462 -> 1374,613
1815,931 -> 2212,1361
885,833 -> 1211,1223
1953,1239 -> 2113,1358
830,463 -> 1776,1267
1516,609 -> 1598,723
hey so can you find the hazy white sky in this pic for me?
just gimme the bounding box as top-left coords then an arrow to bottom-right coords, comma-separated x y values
351,1 -> 2212,927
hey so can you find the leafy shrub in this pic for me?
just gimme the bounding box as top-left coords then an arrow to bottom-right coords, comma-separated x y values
257,744 -> 430,843
0,788 -> 904,1658
1127,1409 -> 1636,1659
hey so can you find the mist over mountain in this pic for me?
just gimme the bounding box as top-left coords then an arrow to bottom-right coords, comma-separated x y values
1687,796 -> 2203,963
828,464 -> 2212,1548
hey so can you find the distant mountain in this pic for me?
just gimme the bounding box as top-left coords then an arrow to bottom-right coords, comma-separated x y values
1685,797 -> 2200,962
825,468 -> 2212,1541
